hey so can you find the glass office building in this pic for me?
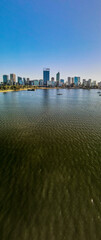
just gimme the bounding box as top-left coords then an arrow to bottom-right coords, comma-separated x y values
10,74 -> 16,85
33,80 -> 39,86
60,79 -> 64,84
74,77 -> 80,86
56,72 -> 60,86
3,75 -> 9,84
43,68 -> 50,86
18,77 -> 23,85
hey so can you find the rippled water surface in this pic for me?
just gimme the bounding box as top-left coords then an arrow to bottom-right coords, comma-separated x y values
0,89 -> 101,240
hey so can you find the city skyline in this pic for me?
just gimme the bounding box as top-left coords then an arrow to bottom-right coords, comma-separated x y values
0,68 -> 100,84
1,70 -> 100,88
0,68 -> 100,83
0,0 -> 101,82
1,70 -> 98,84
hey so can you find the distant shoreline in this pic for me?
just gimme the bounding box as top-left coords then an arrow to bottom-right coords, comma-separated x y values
0,88 -> 28,93
0,87 -> 100,93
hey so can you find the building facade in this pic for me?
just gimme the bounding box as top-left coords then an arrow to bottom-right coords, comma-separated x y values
18,77 -> 23,85
51,77 -> 55,82
60,79 -> 64,86
74,77 -> 80,86
43,68 -> 50,86
56,72 -> 60,86
98,82 -> 101,88
39,79 -> 43,86
33,80 -> 39,86
68,77 -> 72,86
3,75 -> 9,85
10,74 -> 16,85
91,81 -> 96,87
26,78 -> 30,85
87,79 -> 92,87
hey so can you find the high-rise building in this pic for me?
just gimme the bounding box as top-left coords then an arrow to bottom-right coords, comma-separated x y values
47,81 -> 52,87
51,77 -> 55,82
29,80 -> 34,85
39,79 -> 43,86
98,82 -> 101,88
60,79 -> 64,84
33,80 -> 39,86
3,75 -> 9,85
68,77 -> 72,86
78,77 -> 80,85
23,78 -> 27,85
43,68 -> 50,86
18,76 -> 23,85
26,78 -> 30,85
72,78 -> 74,84
74,77 -> 80,86
56,72 -> 60,86
82,79 -> 87,87
87,79 -> 91,87
10,74 -> 16,85
91,81 -> 96,87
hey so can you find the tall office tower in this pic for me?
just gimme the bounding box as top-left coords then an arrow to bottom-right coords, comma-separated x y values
98,82 -> 101,88
18,76 -> 23,85
68,77 -> 72,86
83,79 -> 87,87
10,74 -> 16,85
60,79 -> 64,84
72,78 -> 74,84
51,77 -> 55,82
56,72 -> 60,86
43,68 -> 50,86
87,79 -> 92,87
3,75 -> 9,85
74,77 -> 80,86
23,78 -> 27,85
78,77 -> 81,85
39,79 -> 43,86
91,81 -> 96,87
26,78 -> 30,85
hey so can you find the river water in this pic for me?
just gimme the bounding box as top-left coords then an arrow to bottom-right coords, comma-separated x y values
0,89 -> 101,240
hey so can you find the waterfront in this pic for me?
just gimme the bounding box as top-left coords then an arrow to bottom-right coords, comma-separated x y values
0,89 -> 101,240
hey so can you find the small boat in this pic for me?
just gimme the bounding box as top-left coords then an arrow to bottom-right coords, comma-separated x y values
99,94 -> 101,96
57,93 -> 63,95
27,89 -> 35,91
97,91 -> 101,93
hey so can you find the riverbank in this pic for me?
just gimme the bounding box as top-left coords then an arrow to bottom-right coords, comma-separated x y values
0,88 -> 28,93
0,87 -> 99,93
0,87 -> 58,93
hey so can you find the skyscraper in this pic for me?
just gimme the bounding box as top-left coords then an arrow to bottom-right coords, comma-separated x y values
60,79 -> 64,84
86,79 -> 91,87
68,77 -> 72,86
18,76 -> 23,85
39,79 -> 43,86
3,75 -> 9,85
10,74 -> 16,85
43,68 -> 50,86
26,78 -> 30,85
23,78 -> 27,85
74,77 -> 80,86
56,72 -> 60,86
72,78 -> 74,84
51,77 -> 55,82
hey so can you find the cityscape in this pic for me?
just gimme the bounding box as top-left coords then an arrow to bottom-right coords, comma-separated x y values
1,68 -> 101,89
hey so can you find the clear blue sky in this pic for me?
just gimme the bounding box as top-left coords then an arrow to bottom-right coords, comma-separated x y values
0,0 -> 101,82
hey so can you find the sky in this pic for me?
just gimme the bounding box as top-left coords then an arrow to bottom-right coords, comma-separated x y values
0,0 -> 101,82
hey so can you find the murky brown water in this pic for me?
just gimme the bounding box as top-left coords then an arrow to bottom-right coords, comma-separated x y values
0,89 -> 101,240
